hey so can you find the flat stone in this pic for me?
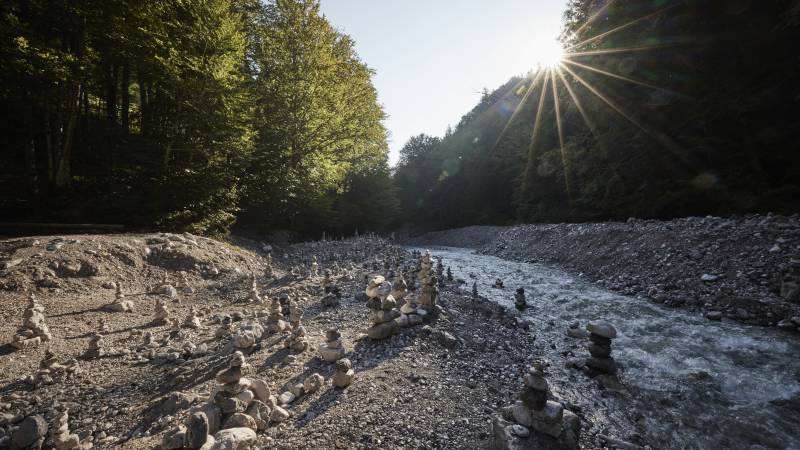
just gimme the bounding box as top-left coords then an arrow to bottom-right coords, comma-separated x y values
367,320 -> 397,340
161,425 -> 186,450
303,373 -> 324,394
215,366 -> 242,384
269,406 -> 289,423
222,413 -> 257,431
278,391 -> 295,405
588,333 -> 612,346
523,373 -> 548,391
586,321 -> 617,339
210,427 -> 256,450
248,378 -> 269,402
333,369 -> 355,388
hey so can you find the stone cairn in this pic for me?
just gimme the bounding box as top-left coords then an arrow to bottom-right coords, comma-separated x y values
12,293 -> 53,349
435,257 -> 445,288
415,251 -> 439,316
446,266 -> 453,281
162,351 -> 285,449
310,256 -> 319,277
264,296 -> 287,334
264,253 -> 273,279
153,297 -> 170,325
472,281 -> 478,298
178,271 -> 194,295
183,307 -> 201,329
84,332 -> 104,359
103,283 -> 134,312
514,287 -> 527,310
321,270 -> 341,308
50,410 -> 85,450
248,273 -> 263,305
493,361 -> 581,449
284,300 -> 308,352
33,349 -> 79,386
332,358 -> 355,388
365,276 -> 399,340
153,270 -> 179,300
230,319 -> 264,355
585,321 -> 618,375
390,273 -> 408,303
318,327 -> 346,362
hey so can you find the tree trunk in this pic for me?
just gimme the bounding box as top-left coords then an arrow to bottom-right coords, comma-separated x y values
121,59 -> 130,132
53,83 -> 81,188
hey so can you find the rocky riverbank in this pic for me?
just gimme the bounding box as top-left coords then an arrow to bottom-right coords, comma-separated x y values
0,233 -> 622,450
407,214 -> 800,330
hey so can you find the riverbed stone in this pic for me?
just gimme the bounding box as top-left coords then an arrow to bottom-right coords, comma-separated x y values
586,321 -> 617,339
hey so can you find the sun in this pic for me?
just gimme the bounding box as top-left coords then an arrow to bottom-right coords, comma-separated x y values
535,39 -> 565,68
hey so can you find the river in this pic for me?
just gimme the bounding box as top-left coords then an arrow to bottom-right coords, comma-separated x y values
414,246 -> 800,450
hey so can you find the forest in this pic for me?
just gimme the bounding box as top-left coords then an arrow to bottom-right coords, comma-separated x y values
0,0 -> 395,237
1,0 -> 799,237
394,0 -> 800,230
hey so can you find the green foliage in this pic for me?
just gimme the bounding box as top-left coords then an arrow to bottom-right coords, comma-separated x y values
0,0 -> 394,237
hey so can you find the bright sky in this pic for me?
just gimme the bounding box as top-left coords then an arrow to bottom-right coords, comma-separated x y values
319,0 -> 568,165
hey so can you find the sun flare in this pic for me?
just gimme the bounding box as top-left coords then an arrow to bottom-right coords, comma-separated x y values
535,39 -> 565,68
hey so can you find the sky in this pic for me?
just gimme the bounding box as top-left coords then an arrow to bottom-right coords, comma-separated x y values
318,0 -> 569,165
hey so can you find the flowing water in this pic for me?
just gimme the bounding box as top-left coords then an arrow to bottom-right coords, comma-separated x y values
413,246 -> 800,450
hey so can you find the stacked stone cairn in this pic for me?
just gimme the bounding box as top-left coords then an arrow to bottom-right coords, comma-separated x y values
435,257 -> 445,287
50,410 -> 85,450
183,307 -> 201,329
365,276 -> 400,340
318,327 -> 346,362
332,358 -> 355,388
390,274 -> 408,303
33,349 -> 79,386
493,361 -> 581,449
585,321 -> 618,375
414,251 -> 439,317
514,287 -> 527,310
310,256 -> 319,277
284,300 -> 308,352
472,281 -> 478,298
12,293 -> 53,349
264,253 -> 273,279
84,333 -> 104,359
446,266 -> 453,281
321,270 -> 341,308
153,297 -> 170,325
248,273 -> 263,305
178,271 -> 194,295
162,351 -> 281,449
101,283 -> 134,313
153,270 -> 179,300
264,296 -> 287,334
230,320 -> 264,355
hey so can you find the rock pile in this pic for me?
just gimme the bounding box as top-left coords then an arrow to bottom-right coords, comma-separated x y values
183,307 -> 201,329
11,293 -> 52,349
153,270 -> 179,300
284,325 -> 309,352
153,298 -> 170,325
414,251 -> 439,316
33,349 -> 79,386
50,410 -> 85,450
103,284 -> 134,312
493,361 -> 581,449
84,333 -> 104,359
514,287 -> 527,310
248,273 -> 263,305
264,296 -> 287,334
318,327 -> 346,362
365,276 -> 399,340
585,321 -> 618,375
162,352 -> 279,449
332,358 -> 355,388
230,320 -> 264,355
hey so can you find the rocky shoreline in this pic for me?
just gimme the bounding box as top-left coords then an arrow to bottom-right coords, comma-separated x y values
406,214 -> 800,331
0,233 -> 624,450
